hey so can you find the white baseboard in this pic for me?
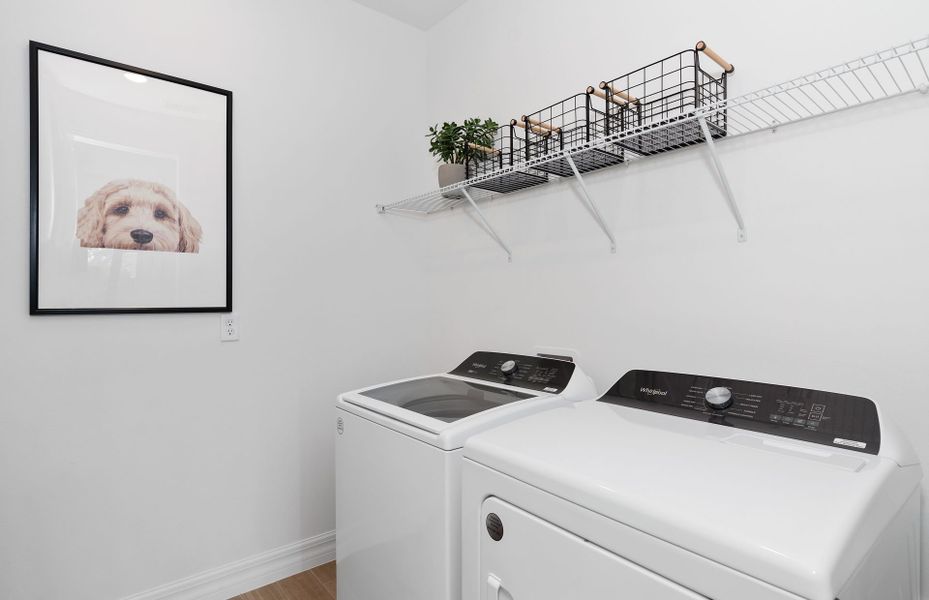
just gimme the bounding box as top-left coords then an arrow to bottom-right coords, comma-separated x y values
119,531 -> 335,600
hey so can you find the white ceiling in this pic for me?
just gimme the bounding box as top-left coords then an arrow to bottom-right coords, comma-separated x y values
350,0 -> 468,31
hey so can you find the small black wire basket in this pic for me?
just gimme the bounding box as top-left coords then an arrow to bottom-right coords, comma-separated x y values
595,41 -> 733,157
460,42 -> 733,192
466,124 -> 549,194
515,92 -> 625,177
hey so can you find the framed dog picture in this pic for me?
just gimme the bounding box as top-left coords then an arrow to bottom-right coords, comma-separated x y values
29,42 -> 232,314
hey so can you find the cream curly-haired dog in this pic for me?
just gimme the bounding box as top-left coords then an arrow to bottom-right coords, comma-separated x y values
76,179 -> 202,253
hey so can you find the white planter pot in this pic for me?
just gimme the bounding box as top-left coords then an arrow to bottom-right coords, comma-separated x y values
438,163 -> 467,199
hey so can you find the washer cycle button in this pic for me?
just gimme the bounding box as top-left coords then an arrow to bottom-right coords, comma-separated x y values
705,387 -> 733,410
500,360 -> 518,376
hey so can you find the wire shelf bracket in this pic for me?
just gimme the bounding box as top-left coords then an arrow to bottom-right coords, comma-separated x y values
461,187 -> 513,262
697,114 -> 747,242
564,153 -> 617,253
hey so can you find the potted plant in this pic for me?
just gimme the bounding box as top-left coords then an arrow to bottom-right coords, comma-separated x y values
427,117 -> 499,196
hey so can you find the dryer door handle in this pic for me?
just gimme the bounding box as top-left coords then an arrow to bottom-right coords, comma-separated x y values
486,574 -> 504,600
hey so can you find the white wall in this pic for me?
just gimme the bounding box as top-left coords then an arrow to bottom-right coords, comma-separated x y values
3,1 -> 928,598
417,0 -> 929,595
0,1 -> 440,598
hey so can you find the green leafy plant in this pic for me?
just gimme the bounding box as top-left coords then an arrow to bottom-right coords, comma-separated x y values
426,117 -> 499,165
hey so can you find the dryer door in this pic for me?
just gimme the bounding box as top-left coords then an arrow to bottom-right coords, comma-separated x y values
480,497 -> 708,600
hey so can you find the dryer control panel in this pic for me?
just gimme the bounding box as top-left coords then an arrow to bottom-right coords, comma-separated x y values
450,351 -> 575,393
600,370 -> 881,454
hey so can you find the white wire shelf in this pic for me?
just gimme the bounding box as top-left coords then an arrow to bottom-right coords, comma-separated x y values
379,36 -> 929,258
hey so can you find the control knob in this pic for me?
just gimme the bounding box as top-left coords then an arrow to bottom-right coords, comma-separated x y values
705,386 -> 733,410
500,360 -> 518,376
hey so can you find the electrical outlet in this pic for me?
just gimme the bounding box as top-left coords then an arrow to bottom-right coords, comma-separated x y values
220,314 -> 239,342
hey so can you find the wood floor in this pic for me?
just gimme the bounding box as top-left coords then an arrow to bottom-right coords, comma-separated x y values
233,561 -> 336,600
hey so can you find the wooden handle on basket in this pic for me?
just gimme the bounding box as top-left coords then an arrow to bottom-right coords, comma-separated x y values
520,116 -> 561,134
696,40 -> 735,74
598,82 -> 638,105
586,86 -> 633,107
467,142 -> 500,155
511,118 -> 552,136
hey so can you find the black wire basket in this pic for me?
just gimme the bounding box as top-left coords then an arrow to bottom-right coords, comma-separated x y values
515,92 -> 625,177
466,124 -> 549,194
595,41 -> 733,157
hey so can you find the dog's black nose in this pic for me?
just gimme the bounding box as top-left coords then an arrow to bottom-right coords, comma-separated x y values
130,229 -> 154,244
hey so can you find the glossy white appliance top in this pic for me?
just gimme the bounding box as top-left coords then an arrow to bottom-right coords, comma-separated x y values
464,397 -> 921,599
339,351 -> 595,450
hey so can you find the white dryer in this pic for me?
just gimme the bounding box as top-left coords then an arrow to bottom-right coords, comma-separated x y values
336,351 -> 596,600
462,369 -> 922,600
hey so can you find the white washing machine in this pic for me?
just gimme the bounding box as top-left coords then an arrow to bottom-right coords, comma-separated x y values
462,369 -> 922,600
336,351 -> 596,600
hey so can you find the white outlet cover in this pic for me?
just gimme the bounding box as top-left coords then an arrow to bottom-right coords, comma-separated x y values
221,313 -> 239,342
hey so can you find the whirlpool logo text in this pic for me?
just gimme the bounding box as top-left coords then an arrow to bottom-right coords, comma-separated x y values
640,387 -> 669,397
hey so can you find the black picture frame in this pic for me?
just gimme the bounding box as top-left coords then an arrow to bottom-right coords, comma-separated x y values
29,41 -> 233,315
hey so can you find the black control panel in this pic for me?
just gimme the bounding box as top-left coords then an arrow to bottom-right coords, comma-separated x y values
450,351 -> 576,393
600,370 -> 881,454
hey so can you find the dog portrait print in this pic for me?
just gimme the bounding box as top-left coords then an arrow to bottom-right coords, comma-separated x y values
75,179 -> 203,253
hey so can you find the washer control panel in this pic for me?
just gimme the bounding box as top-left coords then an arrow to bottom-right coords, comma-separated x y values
600,370 -> 881,454
450,351 -> 575,393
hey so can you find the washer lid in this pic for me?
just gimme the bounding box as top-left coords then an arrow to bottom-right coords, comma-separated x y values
341,374 -> 552,441
338,351 -> 591,450
358,376 -> 535,424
